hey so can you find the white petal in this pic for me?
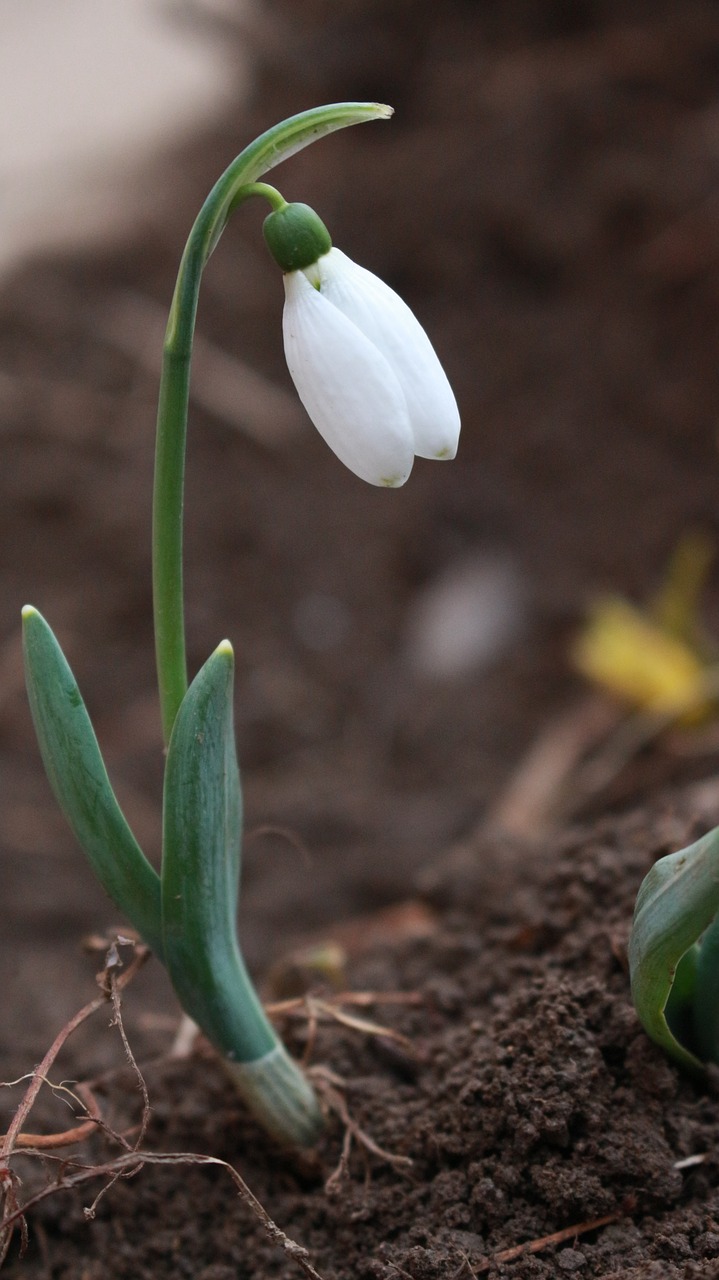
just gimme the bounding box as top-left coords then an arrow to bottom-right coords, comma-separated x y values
282,270 -> 415,487
313,248 -> 460,461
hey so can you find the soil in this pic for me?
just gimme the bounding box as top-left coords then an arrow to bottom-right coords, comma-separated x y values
5,1 -> 719,1276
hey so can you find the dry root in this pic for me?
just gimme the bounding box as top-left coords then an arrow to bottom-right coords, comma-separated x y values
0,937 -> 326,1279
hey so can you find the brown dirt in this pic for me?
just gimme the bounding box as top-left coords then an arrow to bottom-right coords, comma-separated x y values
6,795 -> 719,1279
4,0 -> 719,1276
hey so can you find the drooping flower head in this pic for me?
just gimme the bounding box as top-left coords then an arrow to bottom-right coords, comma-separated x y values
263,201 -> 460,486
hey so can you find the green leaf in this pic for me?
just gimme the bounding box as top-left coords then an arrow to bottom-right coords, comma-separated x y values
161,640 -> 274,1063
21,606 -> 163,957
692,909 -> 719,1061
629,826 -> 719,1072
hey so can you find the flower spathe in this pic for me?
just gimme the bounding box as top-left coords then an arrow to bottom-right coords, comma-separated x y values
282,248 -> 460,487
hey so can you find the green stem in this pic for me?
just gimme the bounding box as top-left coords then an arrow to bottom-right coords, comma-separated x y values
152,102 -> 392,744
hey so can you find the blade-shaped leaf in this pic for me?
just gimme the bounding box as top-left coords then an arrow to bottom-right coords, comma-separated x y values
629,827 -> 719,1072
161,640 -> 274,1063
22,606 -> 163,957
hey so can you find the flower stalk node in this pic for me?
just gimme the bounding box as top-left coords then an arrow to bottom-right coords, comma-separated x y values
263,202 -> 332,274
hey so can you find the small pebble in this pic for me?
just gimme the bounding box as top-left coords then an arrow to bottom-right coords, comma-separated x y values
557,1248 -> 587,1271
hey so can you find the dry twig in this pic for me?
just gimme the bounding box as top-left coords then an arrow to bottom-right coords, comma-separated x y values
0,1150 -> 326,1280
476,1211 -> 621,1272
1,940 -> 324,1279
0,941 -> 149,1263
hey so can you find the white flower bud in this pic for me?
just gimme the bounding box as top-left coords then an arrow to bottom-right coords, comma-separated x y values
281,248 -> 460,486
282,269 -> 415,486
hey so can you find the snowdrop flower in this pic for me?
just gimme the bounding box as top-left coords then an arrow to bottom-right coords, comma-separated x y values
263,202 -> 460,486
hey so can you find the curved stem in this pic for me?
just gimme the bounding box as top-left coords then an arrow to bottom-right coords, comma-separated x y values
152,102 -> 392,744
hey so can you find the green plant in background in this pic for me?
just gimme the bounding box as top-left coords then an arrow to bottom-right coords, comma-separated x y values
573,531 -> 719,1076
21,103 -> 460,1148
630,826 -> 719,1073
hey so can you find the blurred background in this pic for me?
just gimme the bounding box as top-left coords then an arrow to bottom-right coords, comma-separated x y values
0,0 -> 243,271
4,0 -> 719,1077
